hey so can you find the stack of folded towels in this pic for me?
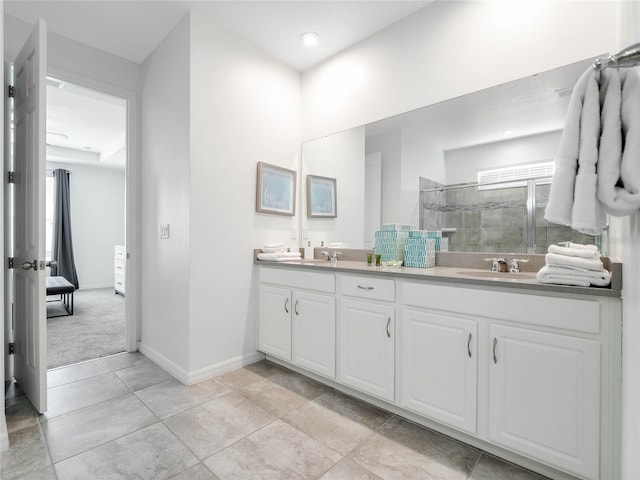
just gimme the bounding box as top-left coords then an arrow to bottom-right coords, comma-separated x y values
536,242 -> 611,287
257,243 -> 302,262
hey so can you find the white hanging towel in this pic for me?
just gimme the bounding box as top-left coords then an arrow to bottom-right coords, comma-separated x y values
545,68 -> 607,235
597,68 -> 640,215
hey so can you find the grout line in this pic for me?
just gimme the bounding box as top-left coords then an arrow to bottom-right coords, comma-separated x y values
467,451 -> 484,480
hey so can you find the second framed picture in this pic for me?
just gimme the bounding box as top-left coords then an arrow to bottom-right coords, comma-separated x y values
306,175 -> 337,218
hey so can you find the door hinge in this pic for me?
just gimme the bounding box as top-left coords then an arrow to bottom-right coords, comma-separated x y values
7,171 -> 15,184
8,343 -> 14,355
7,85 -> 14,98
7,257 -> 14,269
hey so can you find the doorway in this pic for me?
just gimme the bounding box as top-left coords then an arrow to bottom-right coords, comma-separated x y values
45,77 -> 127,369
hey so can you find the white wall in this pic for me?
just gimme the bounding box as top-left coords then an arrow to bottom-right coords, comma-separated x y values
301,1 -> 619,141
47,162 -> 125,289
302,127 -> 365,248
188,12 -> 301,375
366,131 -> 401,225
445,131 -> 562,184
140,15 -> 191,373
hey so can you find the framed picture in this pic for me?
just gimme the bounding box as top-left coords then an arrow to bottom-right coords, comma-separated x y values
256,162 -> 296,216
307,175 -> 337,218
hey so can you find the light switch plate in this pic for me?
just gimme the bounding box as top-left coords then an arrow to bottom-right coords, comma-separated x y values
160,224 -> 170,239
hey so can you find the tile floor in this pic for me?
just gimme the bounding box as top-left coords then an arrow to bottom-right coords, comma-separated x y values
2,353 -> 550,479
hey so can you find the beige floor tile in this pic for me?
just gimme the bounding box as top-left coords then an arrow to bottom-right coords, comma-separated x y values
137,378 -> 232,419
284,389 -> 392,455
204,419 -> 342,480
216,360 -> 284,389
47,359 -> 111,388
1,466 -> 57,480
102,351 -> 150,371
469,453 -> 550,480
54,423 -> 197,480
350,416 -> 481,480
0,425 -> 52,480
164,391 -> 275,459
44,372 -> 130,419
170,463 -> 220,480
319,458 -> 383,480
42,393 -> 158,462
115,360 -> 174,391
5,395 -> 40,434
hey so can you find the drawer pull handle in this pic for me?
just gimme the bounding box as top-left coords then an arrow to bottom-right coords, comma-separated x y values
467,333 -> 472,358
493,337 -> 498,364
284,298 -> 289,313
357,285 -> 374,290
386,317 -> 391,338
294,300 -> 299,316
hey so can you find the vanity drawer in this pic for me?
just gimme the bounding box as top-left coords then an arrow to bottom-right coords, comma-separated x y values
260,267 -> 335,293
341,275 -> 395,302
114,245 -> 126,261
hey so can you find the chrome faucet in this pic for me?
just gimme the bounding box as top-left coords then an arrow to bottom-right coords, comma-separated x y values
321,251 -> 341,262
485,257 -> 508,272
509,258 -> 529,273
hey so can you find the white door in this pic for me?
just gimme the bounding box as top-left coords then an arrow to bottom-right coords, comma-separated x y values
339,298 -> 394,401
292,290 -> 335,379
489,324 -> 600,480
258,284 -> 292,361
364,153 -> 382,249
11,20 -> 48,413
401,309 -> 477,433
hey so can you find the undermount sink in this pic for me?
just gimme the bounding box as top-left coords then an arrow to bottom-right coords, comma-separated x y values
456,270 -> 537,280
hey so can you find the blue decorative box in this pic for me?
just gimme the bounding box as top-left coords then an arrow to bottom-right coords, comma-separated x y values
404,237 -> 436,268
375,230 -> 409,261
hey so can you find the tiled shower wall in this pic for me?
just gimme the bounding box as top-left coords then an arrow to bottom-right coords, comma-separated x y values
420,177 -> 601,253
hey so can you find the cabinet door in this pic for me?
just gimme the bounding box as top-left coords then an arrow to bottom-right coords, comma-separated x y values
401,309 -> 477,433
339,298 -> 395,401
292,290 -> 336,379
258,285 -> 291,361
489,324 -> 600,480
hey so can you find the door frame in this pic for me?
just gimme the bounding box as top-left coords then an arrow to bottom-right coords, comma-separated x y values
46,67 -> 140,353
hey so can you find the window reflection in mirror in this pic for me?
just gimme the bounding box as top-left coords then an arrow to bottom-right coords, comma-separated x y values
301,56 -> 606,254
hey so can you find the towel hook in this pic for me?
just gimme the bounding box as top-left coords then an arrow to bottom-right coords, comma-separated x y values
593,43 -> 640,71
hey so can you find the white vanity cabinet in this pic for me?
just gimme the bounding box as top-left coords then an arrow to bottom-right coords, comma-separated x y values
258,267 -> 336,378
337,275 -> 396,401
401,308 -> 477,434
488,324 -> 600,479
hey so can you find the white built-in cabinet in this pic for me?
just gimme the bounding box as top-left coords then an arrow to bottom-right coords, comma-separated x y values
114,245 -> 126,295
401,309 -> 477,434
488,324 -> 600,479
258,268 -> 336,379
257,264 -> 621,480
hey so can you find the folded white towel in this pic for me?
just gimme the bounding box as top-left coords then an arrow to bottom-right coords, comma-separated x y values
597,68 -> 640,215
261,246 -> 287,253
257,251 -> 302,262
264,242 -> 286,249
545,252 -> 603,271
536,265 -> 611,287
548,244 -> 600,258
560,242 -> 598,251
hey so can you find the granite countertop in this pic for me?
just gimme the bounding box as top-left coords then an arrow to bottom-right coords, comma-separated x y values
254,250 -> 622,298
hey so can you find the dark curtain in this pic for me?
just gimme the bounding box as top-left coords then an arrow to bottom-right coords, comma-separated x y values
51,169 -> 79,288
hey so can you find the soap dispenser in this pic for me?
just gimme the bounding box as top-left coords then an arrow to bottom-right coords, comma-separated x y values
304,241 -> 314,260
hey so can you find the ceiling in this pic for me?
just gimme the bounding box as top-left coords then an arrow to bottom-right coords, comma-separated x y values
6,1 -> 430,171
5,1 -> 431,71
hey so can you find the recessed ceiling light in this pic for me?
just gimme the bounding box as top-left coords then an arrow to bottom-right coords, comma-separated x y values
46,76 -> 65,89
502,130 -> 513,136
301,32 -> 319,47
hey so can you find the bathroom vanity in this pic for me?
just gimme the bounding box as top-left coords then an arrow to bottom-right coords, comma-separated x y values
255,256 -> 622,480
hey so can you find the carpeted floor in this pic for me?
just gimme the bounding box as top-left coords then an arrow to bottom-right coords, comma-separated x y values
47,287 -> 125,369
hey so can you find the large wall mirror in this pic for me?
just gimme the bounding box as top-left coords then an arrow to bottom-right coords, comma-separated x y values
301,56 -> 608,254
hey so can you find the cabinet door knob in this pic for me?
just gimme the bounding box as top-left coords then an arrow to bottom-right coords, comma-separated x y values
386,317 -> 391,338
284,298 -> 289,313
294,300 -> 299,316
467,333 -> 472,358
493,337 -> 498,364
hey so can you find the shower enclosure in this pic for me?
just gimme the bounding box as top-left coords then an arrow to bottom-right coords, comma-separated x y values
420,177 -> 606,254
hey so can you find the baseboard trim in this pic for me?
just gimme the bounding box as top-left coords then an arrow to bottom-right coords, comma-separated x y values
138,344 -> 265,386
138,343 -> 190,385
77,283 -> 115,290
187,351 -> 265,385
